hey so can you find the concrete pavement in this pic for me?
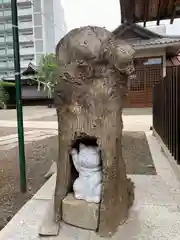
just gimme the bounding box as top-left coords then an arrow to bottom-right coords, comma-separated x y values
0,106 -> 57,149
0,130 -> 57,150
0,108 -> 180,239
0,106 -> 56,121
1,130 -> 180,240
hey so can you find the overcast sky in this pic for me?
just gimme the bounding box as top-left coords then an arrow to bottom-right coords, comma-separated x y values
61,0 -> 180,35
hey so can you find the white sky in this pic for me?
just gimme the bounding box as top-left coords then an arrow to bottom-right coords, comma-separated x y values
61,0 -> 180,35
61,0 -> 120,32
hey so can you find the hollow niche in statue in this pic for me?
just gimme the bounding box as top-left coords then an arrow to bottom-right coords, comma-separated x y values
70,134 -> 102,203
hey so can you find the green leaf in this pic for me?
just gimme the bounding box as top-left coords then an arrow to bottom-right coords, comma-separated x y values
36,53 -> 59,98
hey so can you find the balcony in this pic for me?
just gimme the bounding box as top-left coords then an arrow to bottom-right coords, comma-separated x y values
19,21 -> 33,30
18,0 -> 31,3
5,36 -> 13,42
7,48 -> 13,55
7,62 -> 14,68
20,47 -> 34,55
0,0 -> 11,3
19,34 -> 33,42
0,0 -> 31,6
20,60 -> 33,68
0,50 -> 6,57
0,22 -> 33,33
0,34 -> 33,44
0,60 -> 32,70
3,10 -> 11,17
18,8 -> 32,17
0,37 -> 4,43
4,23 -> 12,31
1,8 -> 32,18
0,62 -> 7,68
0,24 -> 4,31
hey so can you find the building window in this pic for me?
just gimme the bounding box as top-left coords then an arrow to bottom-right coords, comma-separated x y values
0,48 -> 5,54
0,36 -> 4,43
4,23 -> 12,30
4,10 -> 11,16
7,60 -> 14,67
22,57 -> 33,61
33,13 -> 42,26
0,24 -> 4,30
34,26 -> 42,39
21,31 -> 33,35
35,39 -> 43,52
21,44 -> 33,48
21,55 -> 34,60
18,3 -> 31,10
33,0 -> 41,13
7,48 -> 13,54
20,17 -> 32,22
0,61 -> 7,68
143,58 -> 162,65
5,35 -> 13,42
35,53 -> 43,64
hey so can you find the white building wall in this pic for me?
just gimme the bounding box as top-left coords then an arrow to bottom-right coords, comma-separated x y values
53,0 -> 67,46
145,25 -> 166,35
0,0 -> 67,77
42,0 -> 67,54
43,0 -> 55,54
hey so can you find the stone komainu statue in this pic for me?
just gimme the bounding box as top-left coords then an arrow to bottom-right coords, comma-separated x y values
54,26 -> 135,237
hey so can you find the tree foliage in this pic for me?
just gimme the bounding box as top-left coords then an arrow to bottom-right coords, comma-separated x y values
0,82 -> 10,109
36,53 -> 59,98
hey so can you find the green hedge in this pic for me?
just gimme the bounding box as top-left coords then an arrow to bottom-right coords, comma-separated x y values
0,81 -> 16,108
0,81 -> 15,87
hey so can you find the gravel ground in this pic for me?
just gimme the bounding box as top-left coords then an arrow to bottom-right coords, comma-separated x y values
0,128 -> 40,138
0,128 -> 18,137
0,136 -> 58,230
0,131 -> 155,230
122,131 -> 156,175
33,115 -> 57,121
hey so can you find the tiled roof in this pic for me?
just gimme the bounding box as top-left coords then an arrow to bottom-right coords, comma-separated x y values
127,37 -> 180,49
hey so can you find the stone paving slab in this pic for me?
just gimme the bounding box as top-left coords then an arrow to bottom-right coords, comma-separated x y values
0,128 -> 18,137
90,204 -> 180,240
1,173 -> 180,240
0,106 -> 56,121
0,130 -> 58,150
1,113 -> 179,240
0,121 -> 58,129
0,115 -> 152,131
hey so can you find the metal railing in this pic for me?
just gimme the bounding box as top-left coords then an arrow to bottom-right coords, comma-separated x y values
153,66 -> 180,164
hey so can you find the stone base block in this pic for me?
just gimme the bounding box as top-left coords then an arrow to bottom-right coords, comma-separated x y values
62,193 -> 99,230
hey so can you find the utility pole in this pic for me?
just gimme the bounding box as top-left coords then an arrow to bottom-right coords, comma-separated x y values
11,0 -> 27,193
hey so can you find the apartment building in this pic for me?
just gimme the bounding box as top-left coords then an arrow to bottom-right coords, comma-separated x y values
0,0 -> 67,79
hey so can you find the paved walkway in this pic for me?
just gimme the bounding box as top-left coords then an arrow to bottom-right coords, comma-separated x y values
0,107 -> 152,150
0,106 -> 56,121
0,106 -> 57,149
0,130 -> 57,150
0,108 -> 180,239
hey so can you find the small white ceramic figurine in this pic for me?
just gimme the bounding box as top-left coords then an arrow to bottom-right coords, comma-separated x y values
71,143 -> 102,203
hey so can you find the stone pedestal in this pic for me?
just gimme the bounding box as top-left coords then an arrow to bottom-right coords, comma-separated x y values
62,194 -> 99,230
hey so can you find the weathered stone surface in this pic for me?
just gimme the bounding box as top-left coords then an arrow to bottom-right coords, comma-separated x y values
62,193 -> 99,230
53,26 -> 135,238
39,200 -> 60,236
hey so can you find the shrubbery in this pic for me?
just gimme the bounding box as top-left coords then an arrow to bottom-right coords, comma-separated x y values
0,81 -> 15,109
